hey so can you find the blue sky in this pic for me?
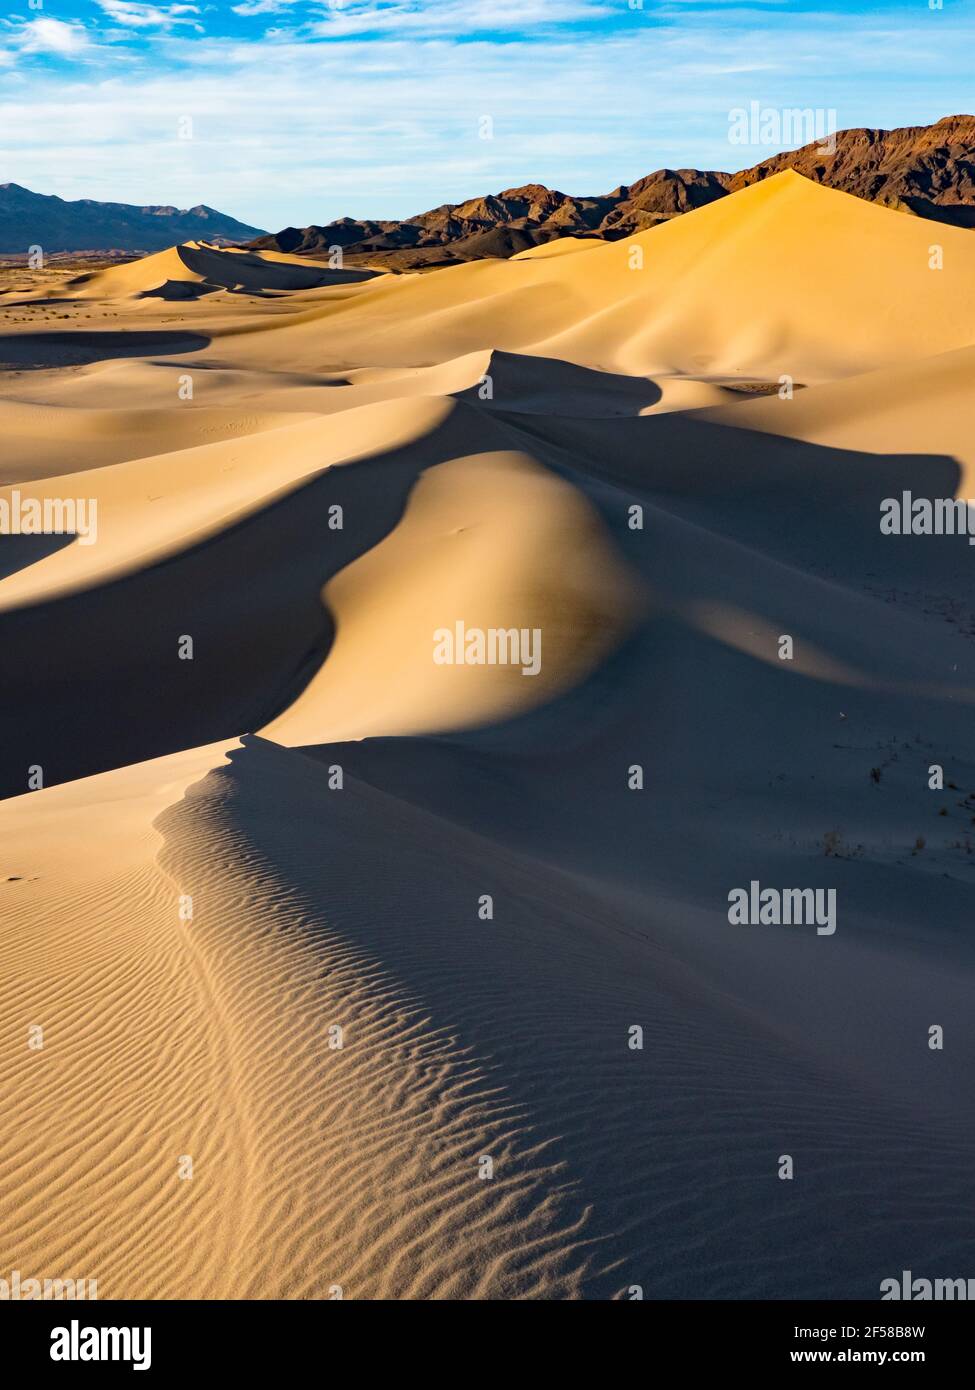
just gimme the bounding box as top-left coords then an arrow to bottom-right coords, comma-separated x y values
0,0 -> 972,231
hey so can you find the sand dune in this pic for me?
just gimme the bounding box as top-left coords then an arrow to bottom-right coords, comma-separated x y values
0,396 -> 323,485
261,441 -> 643,743
2,173 -> 975,1299
703,342 -> 975,490
54,241 -> 381,300
511,236 -> 604,260
181,172 -> 975,384
0,396 -> 454,609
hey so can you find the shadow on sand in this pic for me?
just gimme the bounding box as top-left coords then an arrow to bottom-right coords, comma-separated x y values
0,329 -> 210,370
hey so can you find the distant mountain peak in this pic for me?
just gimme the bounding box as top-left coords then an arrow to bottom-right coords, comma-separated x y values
0,184 -> 265,254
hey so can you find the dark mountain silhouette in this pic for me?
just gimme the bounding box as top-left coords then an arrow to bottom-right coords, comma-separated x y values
252,115 -> 975,268
0,183 -> 265,254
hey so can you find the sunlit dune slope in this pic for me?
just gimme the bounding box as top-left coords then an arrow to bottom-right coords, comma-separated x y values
204,173 -> 975,382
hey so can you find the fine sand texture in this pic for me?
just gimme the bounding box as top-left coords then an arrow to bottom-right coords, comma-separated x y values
2,172 -> 975,1298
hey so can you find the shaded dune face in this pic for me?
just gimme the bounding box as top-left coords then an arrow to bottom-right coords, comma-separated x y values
0,399 -> 642,795
2,175 -> 975,1299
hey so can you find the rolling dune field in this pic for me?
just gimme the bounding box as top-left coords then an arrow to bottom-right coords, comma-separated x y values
2,172 -> 975,1300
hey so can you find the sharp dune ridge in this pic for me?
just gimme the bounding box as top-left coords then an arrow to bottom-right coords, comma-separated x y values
2,171 -> 975,1299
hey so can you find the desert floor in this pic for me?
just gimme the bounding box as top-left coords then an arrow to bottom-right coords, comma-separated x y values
2,172 -> 975,1298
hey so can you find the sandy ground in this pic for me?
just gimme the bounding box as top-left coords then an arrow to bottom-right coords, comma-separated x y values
2,172 -> 975,1299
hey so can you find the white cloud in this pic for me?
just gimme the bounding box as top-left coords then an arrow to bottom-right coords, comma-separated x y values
307,0 -> 608,39
15,18 -> 89,56
231,1 -> 298,14
93,2 -> 202,29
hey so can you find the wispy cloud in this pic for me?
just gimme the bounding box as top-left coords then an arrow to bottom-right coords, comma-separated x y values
93,1 -> 203,31
231,0 -> 299,14
305,0 -> 612,39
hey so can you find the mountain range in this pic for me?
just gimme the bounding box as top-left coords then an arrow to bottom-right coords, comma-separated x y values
3,115 -> 975,261
0,183 -> 264,254
252,114 -> 975,269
